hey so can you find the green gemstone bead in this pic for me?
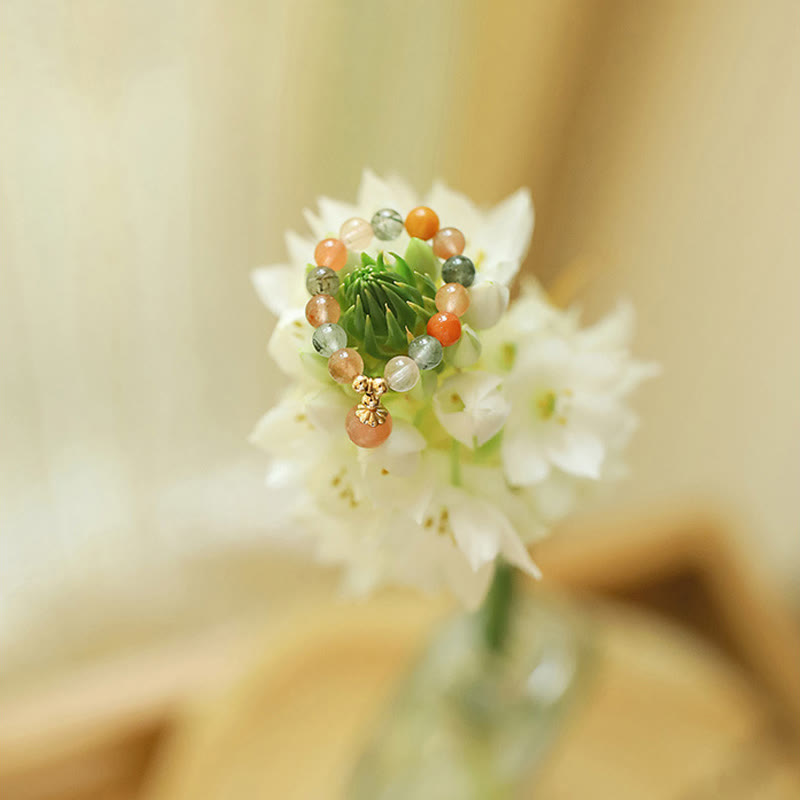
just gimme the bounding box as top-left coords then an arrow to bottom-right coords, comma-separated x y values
312,322 -> 347,357
306,266 -> 340,296
371,208 -> 404,241
408,334 -> 443,370
442,255 -> 476,288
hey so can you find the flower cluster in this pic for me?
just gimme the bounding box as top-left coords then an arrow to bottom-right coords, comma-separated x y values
251,171 -> 656,607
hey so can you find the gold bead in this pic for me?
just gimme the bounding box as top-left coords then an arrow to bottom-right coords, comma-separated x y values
352,374 -> 369,393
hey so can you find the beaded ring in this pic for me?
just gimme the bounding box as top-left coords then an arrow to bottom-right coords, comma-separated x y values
305,205 -> 479,448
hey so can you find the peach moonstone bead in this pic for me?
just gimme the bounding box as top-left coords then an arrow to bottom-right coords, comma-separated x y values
435,282 -> 470,317
305,293 -> 340,327
339,217 -> 373,251
328,348 -> 364,384
405,206 -> 440,240
346,406 -> 392,448
432,227 -> 465,259
314,238 -> 348,271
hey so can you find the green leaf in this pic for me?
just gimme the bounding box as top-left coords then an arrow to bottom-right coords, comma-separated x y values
385,308 -> 408,352
354,294 -> 366,330
404,238 -> 441,281
391,252 -> 415,284
417,271 -> 438,297
380,283 -> 416,329
362,287 -> 387,336
363,315 -> 380,358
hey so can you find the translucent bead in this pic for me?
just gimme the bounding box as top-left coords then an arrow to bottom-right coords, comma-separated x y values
435,282 -> 470,316
314,238 -> 347,271
306,265 -> 339,296
432,227 -> 465,259
463,281 -> 509,329
305,294 -> 340,327
312,322 -> 347,357
339,217 -> 373,251
405,206 -> 440,240
408,334 -> 443,370
371,208 -> 404,241
346,406 -> 393,448
442,255 -> 476,287
384,355 -> 420,392
427,312 -> 462,347
328,348 -> 364,384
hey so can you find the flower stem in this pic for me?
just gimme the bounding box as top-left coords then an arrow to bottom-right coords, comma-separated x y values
482,561 -> 514,653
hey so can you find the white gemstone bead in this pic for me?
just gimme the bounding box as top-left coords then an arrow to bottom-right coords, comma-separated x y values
384,355 -> 420,392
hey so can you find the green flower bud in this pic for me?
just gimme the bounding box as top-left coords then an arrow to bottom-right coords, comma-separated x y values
338,251 -> 437,360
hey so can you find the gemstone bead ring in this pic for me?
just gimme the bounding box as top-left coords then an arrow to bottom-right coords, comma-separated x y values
303,205 -> 480,447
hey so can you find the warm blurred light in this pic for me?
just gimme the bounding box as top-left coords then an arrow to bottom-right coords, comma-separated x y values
1,1 -> 799,796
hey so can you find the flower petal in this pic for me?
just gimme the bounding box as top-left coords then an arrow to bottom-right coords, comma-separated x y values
305,387 -> 352,430
479,260 -> 519,286
249,398 -> 313,455
546,429 -> 605,479
501,427 -> 552,486
446,490 -> 540,580
358,168 -> 418,216
317,196 -> 361,235
267,309 -> 314,377
252,265 -> 294,317
446,492 -> 504,571
358,419 -> 427,477
424,180 -> 482,239
498,527 -> 542,579
433,372 -> 510,448
440,548 -> 495,610
472,188 -> 535,285
285,230 -> 315,268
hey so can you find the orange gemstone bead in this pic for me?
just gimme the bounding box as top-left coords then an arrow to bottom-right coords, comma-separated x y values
435,282 -> 470,317
314,238 -> 347,271
346,406 -> 393,448
426,311 -> 462,347
405,206 -> 440,240
432,227 -> 465,259
305,294 -> 340,327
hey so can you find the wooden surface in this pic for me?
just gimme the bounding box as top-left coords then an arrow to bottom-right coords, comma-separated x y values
2,509 -> 799,799
141,597 -> 800,800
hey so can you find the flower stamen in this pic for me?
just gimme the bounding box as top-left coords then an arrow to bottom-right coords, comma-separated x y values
536,390 -> 558,420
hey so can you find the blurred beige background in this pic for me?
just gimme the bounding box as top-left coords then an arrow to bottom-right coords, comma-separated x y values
1,0 -> 799,679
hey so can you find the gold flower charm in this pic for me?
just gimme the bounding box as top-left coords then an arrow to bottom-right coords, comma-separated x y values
351,375 -> 389,427
355,399 -> 389,427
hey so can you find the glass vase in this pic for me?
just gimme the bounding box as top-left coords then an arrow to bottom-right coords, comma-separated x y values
347,588 -> 592,799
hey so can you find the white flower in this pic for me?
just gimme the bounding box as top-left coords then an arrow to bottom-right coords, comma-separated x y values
407,483 -> 541,608
433,372 -> 510,448
248,175 -> 654,607
498,295 -> 658,486
248,380 -> 544,607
